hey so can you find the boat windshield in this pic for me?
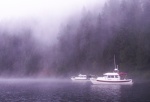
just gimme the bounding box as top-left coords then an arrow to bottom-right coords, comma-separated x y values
115,75 -> 118,78
107,75 -> 115,78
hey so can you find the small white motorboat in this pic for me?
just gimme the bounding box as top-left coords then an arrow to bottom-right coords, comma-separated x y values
71,74 -> 93,81
90,67 -> 133,85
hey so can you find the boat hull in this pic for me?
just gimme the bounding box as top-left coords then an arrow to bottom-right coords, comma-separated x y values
71,78 -> 90,81
90,79 -> 133,85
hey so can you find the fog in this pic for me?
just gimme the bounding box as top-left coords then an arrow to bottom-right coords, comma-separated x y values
0,78 -> 70,83
0,0 -> 106,77
0,0 -> 106,44
0,0 -> 150,79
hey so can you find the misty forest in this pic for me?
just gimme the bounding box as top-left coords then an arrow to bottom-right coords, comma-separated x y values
0,0 -> 150,79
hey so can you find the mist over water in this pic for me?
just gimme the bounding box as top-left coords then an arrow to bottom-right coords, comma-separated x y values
1,1 -> 150,102
0,0 -> 106,77
0,0 -> 150,79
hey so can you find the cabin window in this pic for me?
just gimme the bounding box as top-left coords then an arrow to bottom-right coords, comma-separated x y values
108,75 -> 114,78
115,75 -> 118,78
110,75 -> 114,78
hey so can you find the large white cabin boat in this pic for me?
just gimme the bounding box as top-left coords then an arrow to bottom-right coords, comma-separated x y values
90,68 -> 133,85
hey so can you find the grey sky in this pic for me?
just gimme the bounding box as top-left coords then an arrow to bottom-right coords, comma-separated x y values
0,0 -> 106,44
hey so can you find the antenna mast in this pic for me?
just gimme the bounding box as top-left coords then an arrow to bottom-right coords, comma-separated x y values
114,55 -> 116,69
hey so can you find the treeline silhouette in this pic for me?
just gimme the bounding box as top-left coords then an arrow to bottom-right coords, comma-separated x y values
56,0 -> 150,77
0,0 -> 150,78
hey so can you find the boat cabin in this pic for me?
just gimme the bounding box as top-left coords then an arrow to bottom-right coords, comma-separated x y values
71,74 -> 88,80
78,74 -> 87,78
103,73 -> 120,80
99,71 -> 127,80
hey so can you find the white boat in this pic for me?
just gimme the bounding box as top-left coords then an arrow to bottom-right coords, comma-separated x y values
71,74 -> 93,81
91,55 -> 133,85
90,67 -> 133,85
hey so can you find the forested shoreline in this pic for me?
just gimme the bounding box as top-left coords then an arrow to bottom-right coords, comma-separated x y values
0,0 -> 150,79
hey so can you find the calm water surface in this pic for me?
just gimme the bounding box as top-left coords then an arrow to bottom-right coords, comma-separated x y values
0,79 -> 149,102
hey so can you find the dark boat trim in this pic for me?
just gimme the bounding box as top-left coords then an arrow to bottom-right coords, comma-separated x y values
96,80 -> 131,83
72,79 -> 90,80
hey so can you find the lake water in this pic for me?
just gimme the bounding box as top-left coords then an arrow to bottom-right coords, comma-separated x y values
0,79 -> 150,102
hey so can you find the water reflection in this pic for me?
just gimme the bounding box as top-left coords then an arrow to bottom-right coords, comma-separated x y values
0,79 -> 147,102
91,85 -> 121,102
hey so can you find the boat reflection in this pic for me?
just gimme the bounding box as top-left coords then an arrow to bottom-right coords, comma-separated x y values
91,85 -> 121,102
91,84 -> 121,90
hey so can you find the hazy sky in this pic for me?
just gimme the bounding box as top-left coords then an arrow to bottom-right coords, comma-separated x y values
0,0 -> 106,44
